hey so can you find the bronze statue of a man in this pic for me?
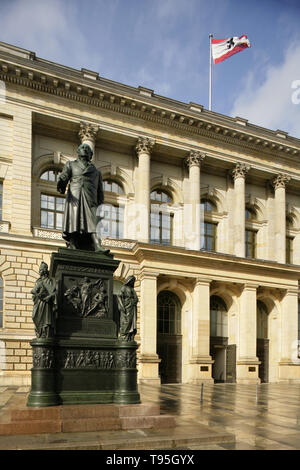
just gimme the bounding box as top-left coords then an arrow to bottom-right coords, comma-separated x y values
31,262 -> 57,338
57,143 -> 108,252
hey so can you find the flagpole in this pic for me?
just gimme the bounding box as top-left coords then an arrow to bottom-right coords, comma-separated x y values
209,34 -> 213,111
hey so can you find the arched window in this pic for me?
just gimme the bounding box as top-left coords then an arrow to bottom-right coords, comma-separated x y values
245,207 -> 257,221
202,199 -> 217,212
39,168 -> 65,231
40,169 -> 61,182
257,300 -> 268,339
100,179 -> 125,239
151,190 -> 172,203
103,179 -> 124,195
245,206 -> 257,258
0,278 -> 3,328
157,291 -> 181,335
201,198 -> 217,251
210,295 -> 228,337
150,189 -> 173,245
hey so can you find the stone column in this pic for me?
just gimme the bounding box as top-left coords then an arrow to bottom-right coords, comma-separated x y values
185,151 -> 205,250
188,278 -> 214,383
135,137 -> 155,243
78,121 -> 99,155
138,271 -> 161,384
232,162 -> 250,257
237,283 -> 260,384
272,174 -> 290,264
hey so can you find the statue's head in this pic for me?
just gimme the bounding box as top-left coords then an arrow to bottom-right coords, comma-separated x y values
124,275 -> 136,287
77,143 -> 93,161
39,262 -> 49,276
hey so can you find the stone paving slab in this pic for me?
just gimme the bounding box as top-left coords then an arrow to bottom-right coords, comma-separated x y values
3,382 -> 300,450
0,424 -> 235,450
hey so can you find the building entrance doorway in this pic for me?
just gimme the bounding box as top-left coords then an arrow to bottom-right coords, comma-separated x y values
157,290 -> 182,384
257,300 -> 269,383
210,295 -> 236,383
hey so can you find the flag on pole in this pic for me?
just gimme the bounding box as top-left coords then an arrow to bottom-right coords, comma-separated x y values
211,35 -> 251,64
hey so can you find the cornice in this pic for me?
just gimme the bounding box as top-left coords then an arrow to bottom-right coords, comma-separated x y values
1,41 -> 300,161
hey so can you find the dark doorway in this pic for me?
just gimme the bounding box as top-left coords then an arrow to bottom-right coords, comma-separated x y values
210,295 -> 236,383
257,339 -> 269,383
157,291 -> 182,383
257,300 -> 269,383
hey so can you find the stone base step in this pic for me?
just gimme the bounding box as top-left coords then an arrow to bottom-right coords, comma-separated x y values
0,425 -> 235,450
0,402 -> 175,436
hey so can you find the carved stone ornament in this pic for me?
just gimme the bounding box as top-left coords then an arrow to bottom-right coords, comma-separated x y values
33,348 -> 54,368
78,121 -> 99,145
272,173 -> 291,190
135,137 -> 155,155
60,349 -> 136,369
64,277 -> 109,318
231,162 -> 251,180
185,150 -> 206,168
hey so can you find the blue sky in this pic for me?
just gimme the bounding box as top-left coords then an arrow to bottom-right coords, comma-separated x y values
1,0 -> 300,138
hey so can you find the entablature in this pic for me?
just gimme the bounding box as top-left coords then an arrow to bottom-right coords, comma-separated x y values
1,41 -> 300,165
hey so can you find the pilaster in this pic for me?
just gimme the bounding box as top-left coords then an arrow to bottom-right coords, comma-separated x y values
138,271 -> 160,384
11,107 -> 32,236
237,282 -> 260,384
188,278 -> 214,383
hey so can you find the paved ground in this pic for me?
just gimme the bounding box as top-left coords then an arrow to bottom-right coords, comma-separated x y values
1,382 -> 300,450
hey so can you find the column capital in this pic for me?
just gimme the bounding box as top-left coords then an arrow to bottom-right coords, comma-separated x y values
194,277 -> 212,287
185,150 -> 206,168
272,173 -> 291,190
135,136 -> 155,156
139,270 -> 159,281
231,162 -> 250,180
243,282 -> 259,291
78,121 -> 99,147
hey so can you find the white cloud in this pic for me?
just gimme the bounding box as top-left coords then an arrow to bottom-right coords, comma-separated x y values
0,0 -> 101,71
230,42 -> 300,139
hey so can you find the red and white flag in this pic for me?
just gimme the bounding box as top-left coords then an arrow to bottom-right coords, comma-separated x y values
211,35 -> 251,64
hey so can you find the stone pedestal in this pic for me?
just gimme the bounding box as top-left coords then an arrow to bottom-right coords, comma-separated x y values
27,248 -> 140,406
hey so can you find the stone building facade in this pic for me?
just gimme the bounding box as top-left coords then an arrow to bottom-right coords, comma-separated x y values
0,41 -> 300,386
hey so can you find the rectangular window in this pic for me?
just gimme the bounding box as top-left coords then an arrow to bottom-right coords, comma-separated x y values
245,229 -> 256,258
202,222 -> 217,251
150,206 -> 173,245
210,310 -> 228,337
286,236 -> 293,264
40,194 -> 65,230
100,203 -> 124,239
